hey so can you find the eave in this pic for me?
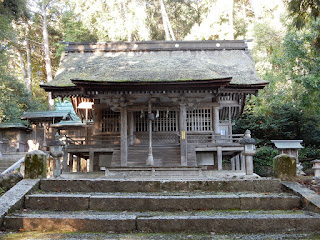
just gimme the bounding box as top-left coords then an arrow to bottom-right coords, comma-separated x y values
71,78 -> 232,92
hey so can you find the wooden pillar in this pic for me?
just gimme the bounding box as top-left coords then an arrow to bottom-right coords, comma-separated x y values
231,157 -> 235,171
179,104 -> 187,166
146,101 -> 154,166
120,105 -> 128,166
217,146 -> 223,170
68,153 -> 73,172
241,154 -> 246,171
235,155 -> 240,170
76,156 -> 81,172
213,105 -> 220,135
43,122 -> 47,150
63,149 -> 68,172
88,149 -> 94,172
93,104 -> 101,135
16,131 -> 21,152
128,111 -> 134,145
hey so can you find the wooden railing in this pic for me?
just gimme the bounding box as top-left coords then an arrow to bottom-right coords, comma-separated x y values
61,135 -> 121,146
187,133 -> 244,144
134,132 -> 179,145
55,132 -> 243,146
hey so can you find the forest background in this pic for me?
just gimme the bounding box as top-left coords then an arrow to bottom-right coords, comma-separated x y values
1,0 -> 320,174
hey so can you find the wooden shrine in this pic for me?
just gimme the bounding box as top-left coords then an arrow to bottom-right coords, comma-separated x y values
41,40 -> 267,174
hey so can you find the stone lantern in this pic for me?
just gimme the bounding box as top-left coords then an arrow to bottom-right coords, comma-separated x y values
240,130 -> 256,175
312,159 -> 320,177
49,132 -> 65,178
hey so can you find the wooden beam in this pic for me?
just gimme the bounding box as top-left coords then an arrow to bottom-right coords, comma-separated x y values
179,104 -> 187,166
120,105 -> 128,166
88,148 -> 94,172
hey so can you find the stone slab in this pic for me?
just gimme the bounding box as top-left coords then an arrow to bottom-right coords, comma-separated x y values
90,195 -> 240,211
5,210 -> 320,233
0,179 -> 39,227
40,179 -> 283,193
238,194 -> 301,210
136,214 -> 320,233
282,181 -> 320,212
25,194 -> 90,211
24,192 -> 300,211
5,212 -> 136,232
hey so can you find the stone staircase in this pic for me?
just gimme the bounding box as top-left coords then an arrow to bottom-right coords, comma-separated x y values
127,145 -> 181,167
0,152 -> 26,174
4,178 -> 320,233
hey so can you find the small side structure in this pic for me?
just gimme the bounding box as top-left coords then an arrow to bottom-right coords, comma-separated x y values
40,40 -> 267,176
271,140 -> 304,175
271,140 -> 304,160
0,123 -> 31,153
21,101 -> 80,151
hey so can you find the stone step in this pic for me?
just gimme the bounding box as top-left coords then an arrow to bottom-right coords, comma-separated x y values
0,153 -> 26,173
0,152 -> 26,161
5,210 -> 320,233
25,192 -> 301,211
0,162 -> 18,168
39,179 -> 284,193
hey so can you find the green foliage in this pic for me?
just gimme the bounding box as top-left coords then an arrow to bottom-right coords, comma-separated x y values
55,10 -> 98,58
299,146 -> 320,171
235,100 -> 320,147
236,13 -> 320,149
0,74 -> 38,122
286,0 -> 320,29
0,0 -> 28,20
0,186 -> 5,196
299,146 -> 320,159
253,146 -> 278,176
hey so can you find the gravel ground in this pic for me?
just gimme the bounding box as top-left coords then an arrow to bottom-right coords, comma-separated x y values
299,178 -> 320,194
1,231 -> 320,240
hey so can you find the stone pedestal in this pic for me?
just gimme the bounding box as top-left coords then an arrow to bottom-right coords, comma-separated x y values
245,155 -> 254,175
24,150 -> 47,179
273,154 -> 296,180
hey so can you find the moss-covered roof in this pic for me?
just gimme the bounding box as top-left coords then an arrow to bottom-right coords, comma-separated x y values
0,122 -> 29,129
51,120 -> 85,128
45,41 -> 266,88
21,111 -> 72,121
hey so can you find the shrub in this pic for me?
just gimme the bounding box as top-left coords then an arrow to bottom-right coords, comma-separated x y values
254,146 -> 278,176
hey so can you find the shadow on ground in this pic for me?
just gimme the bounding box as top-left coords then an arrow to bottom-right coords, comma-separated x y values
1,231 -> 320,240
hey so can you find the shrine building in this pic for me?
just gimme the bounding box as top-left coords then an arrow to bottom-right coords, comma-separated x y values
41,40 -> 267,175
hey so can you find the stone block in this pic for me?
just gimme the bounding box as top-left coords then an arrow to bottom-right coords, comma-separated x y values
39,179 -> 284,193
239,194 -> 301,210
273,154 -> 296,180
5,215 -> 136,232
24,150 -> 47,179
0,179 -> 39,227
25,194 -> 90,211
90,195 -> 240,211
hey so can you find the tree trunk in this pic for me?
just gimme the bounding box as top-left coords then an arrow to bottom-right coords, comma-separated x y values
25,37 -> 32,93
229,0 -> 234,39
41,1 -> 54,110
17,48 -> 28,91
159,0 -> 171,40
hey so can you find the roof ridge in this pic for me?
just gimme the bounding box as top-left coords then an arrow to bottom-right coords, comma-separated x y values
62,40 -> 251,54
